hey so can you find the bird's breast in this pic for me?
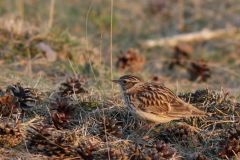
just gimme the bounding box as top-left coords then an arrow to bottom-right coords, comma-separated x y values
123,93 -> 137,113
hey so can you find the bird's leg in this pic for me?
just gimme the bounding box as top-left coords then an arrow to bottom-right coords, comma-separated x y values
143,124 -> 156,138
138,123 -> 150,131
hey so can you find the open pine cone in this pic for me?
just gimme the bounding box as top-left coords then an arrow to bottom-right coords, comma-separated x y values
178,88 -> 237,115
6,83 -> 36,111
0,94 -> 21,116
44,135 -> 76,159
158,123 -> 203,147
128,142 -> 150,160
26,122 -> 56,151
98,148 -> 128,160
76,140 -> 98,160
187,59 -> 212,82
126,141 -> 176,160
0,120 -> 23,147
219,138 -> 240,159
223,123 -> 240,140
149,140 -> 176,160
97,116 -> 122,139
51,98 -> 76,129
27,122 -> 77,158
178,88 -> 211,104
58,76 -> 88,97
116,48 -> 145,72
169,43 -> 193,69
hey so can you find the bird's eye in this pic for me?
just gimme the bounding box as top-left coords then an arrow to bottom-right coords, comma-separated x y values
123,80 -> 127,84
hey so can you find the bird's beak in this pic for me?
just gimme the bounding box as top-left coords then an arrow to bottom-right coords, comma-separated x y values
111,79 -> 120,83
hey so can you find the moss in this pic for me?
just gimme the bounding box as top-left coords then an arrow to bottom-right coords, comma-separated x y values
79,101 -> 100,111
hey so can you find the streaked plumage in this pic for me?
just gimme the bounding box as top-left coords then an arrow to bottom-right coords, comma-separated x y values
112,75 -> 208,124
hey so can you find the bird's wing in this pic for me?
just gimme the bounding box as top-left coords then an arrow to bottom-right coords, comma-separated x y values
136,83 -> 191,114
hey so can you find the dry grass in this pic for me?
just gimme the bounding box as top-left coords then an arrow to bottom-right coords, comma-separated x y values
0,0 -> 240,159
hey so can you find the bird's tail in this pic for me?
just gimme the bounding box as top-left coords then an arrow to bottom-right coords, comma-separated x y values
187,103 -> 210,117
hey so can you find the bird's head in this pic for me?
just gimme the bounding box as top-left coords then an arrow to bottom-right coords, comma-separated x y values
111,75 -> 141,92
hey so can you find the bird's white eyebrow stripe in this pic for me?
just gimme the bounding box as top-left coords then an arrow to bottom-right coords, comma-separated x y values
119,75 -> 141,81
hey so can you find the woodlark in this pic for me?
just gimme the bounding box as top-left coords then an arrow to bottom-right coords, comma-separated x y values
112,75 -> 208,125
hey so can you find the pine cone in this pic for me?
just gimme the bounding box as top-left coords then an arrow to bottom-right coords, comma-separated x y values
223,123 -> 240,140
27,122 -> 77,158
187,59 -> 212,82
76,140 -> 98,160
174,43 -> 192,58
97,116 -> 122,139
178,88 -> 236,115
128,142 -> 151,160
58,76 -> 88,97
125,141 -> 176,160
26,122 -> 55,151
0,94 -> 21,116
219,138 -> 240,159
44,135 -> 76,159
149,140 -> 176,160
51,98 -> 76,129
98,148 -> 128,160
62,131 -> 78,146
160,123 -> 203,147
145,0 -> 172,18
6,83 -> 36,111
116,48 -> 145,72
169,43 -> 192,69
178,89 -> 211,103
0,120 -> 23,147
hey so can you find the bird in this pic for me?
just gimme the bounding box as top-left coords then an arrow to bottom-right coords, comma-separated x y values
111,75 -> 209,135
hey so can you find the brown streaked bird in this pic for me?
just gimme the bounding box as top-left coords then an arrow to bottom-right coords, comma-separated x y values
112,75 -> 208,126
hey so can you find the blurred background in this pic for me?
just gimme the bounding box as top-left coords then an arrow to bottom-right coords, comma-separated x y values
0,0 -> 240,100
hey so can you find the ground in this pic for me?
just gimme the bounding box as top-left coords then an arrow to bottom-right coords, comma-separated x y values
0,0 -> 240,159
